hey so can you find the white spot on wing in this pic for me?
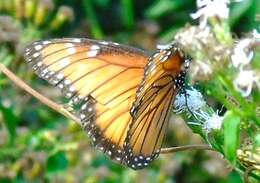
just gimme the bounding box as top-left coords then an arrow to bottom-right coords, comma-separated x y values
58,84 -> 64,89
72,38 -> 81,43
35,45 -> 43,51
100,41 -> 109,45
25,51 -> 30,55
57,73 -> 64,79
66,43 -> 74,47
59,58 -> 71,67
67,47 -> 76,54
91,45 -> 100,50
64,80 -> 71,85
33,52 -> 40,58
81,104 -> 87,110
42,69 -> 48,74
87,50 -> 98,57
43,41 -> 51,45
69,86 -> 75,92
37,62 -> 42,66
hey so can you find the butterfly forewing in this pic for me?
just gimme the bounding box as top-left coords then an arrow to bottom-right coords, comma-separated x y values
24,38 -> 149,163
124,46 -> 188,169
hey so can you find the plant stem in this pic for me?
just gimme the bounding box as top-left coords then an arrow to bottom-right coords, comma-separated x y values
0,63 -> 81,125
161,144 -> 214,153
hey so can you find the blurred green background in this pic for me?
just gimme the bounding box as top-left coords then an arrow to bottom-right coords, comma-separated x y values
0,0 -> 259,182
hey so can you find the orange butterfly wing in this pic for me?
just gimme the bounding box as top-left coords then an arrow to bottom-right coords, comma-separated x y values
24,39 -> 189,170
24,38 -> 149,162
124,47 -> 189,169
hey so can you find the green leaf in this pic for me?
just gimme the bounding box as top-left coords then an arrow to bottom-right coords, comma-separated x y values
145,0 -> 189,19
83,0 -> 104,39
229,0 -> 253,27
220,171 -> 243,183
47,151 -> 68,173
159,24 -> 183,43
0,98 -> 18,145
121,0 -> 135,29
254,133 -> 260,148
223,111 -> 241,165
93,0 -> 111,7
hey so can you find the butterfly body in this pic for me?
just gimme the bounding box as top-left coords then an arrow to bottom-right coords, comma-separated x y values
24,38 -> 190,170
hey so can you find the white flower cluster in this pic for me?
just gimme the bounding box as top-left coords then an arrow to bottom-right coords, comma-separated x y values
190,0 -> 259,97
231,38 -> 254,68
191,0 -> 231,28
174,87 -> 224,133
231,30 -> 260,97
174,26 -> 220,81
174,87 -> 206,114
191,0 -> 244,28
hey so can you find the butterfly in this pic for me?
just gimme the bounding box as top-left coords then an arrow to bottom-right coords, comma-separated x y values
24,38 -> 190,170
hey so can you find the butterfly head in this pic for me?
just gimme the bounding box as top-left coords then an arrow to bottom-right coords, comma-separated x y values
154,43 -> 190,76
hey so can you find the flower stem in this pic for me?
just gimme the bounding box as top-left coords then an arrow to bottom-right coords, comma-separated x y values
161,144 -> 214,154
0,63 -> 81,125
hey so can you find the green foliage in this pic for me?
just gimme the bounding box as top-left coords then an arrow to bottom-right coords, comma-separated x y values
47,151 -> 68,173
145,0 -> 191,19
223,111 -> 241,165
0,98 -> 18,145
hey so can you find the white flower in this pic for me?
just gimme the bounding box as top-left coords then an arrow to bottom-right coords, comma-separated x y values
174,87 -> 224,134
231,38 -> 254,68
197,60 -> 213,75
252,29 -> 260,39
191,0 -> 230,28
202,112 -> 224,133
188,110 -> 224,133
195,111 -> 224,133
233,70 -> 258,97
174,87 -> 206,114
